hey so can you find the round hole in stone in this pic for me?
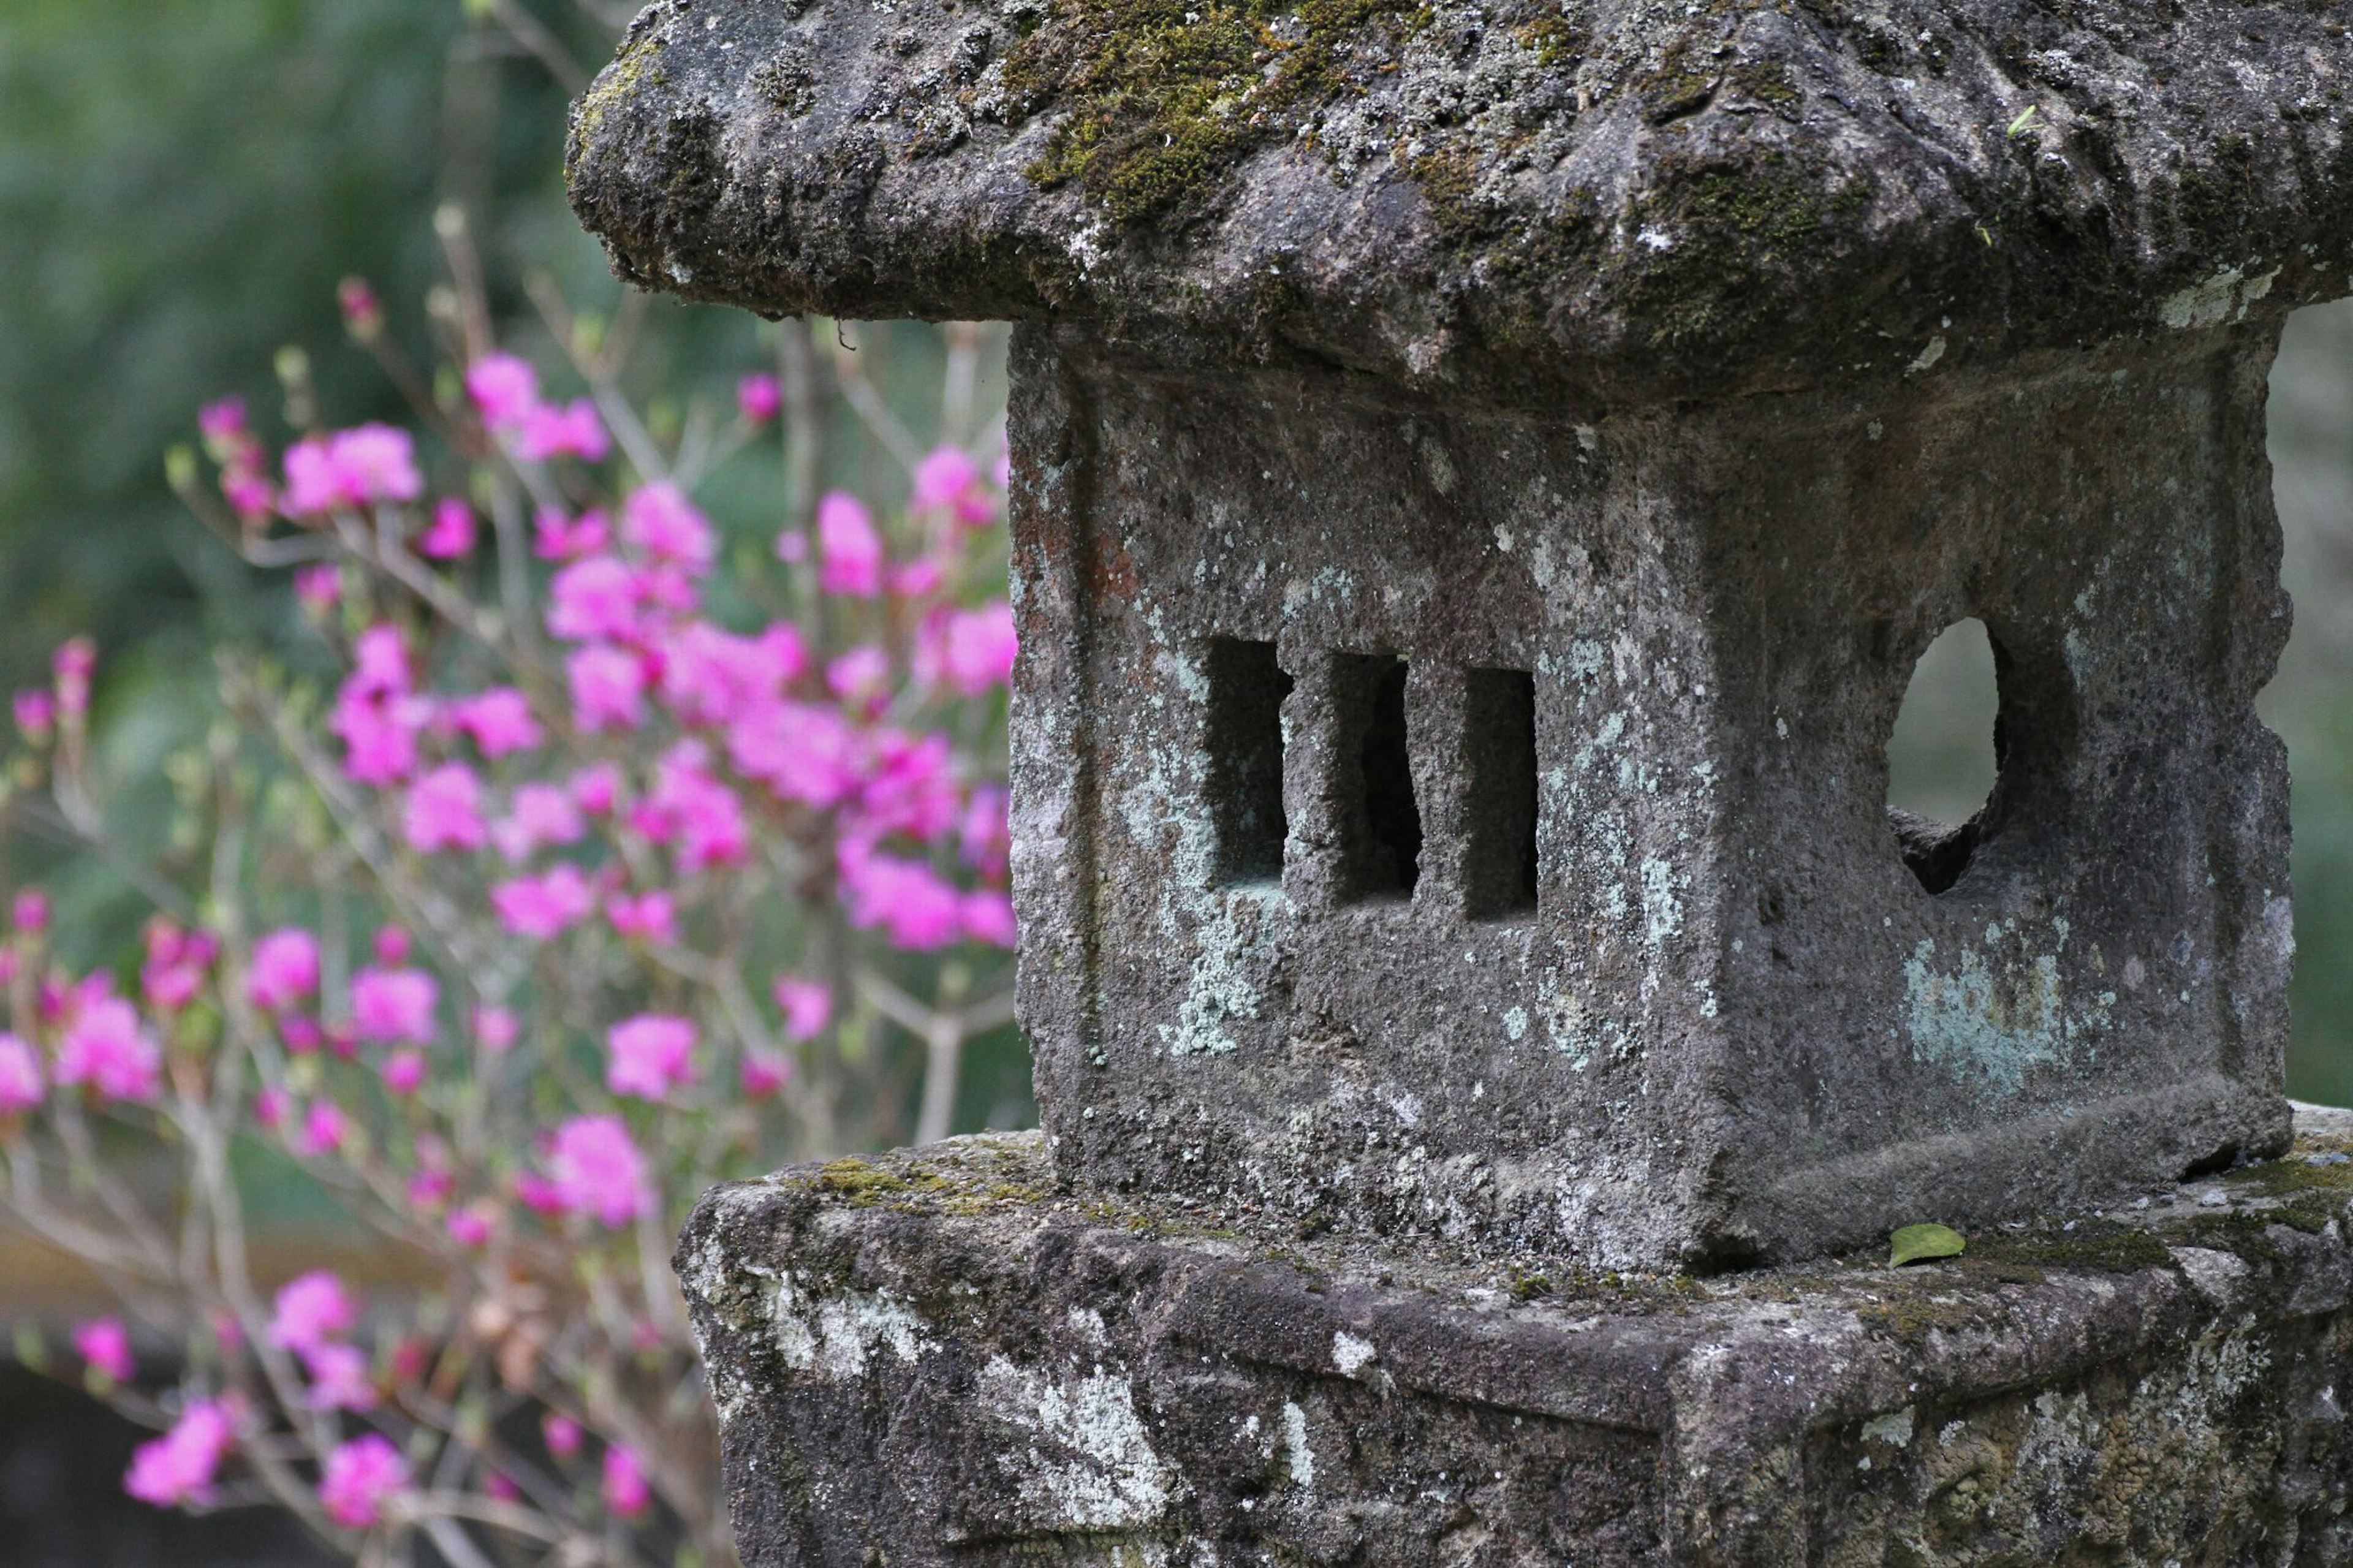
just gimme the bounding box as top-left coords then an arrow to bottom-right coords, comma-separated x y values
1886,617 -> 1999,895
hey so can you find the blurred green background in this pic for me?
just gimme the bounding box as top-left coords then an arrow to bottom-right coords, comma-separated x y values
2,0 -> 2352,1103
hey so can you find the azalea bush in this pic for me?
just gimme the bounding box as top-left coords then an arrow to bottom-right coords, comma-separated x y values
0,248 -> 1016,1565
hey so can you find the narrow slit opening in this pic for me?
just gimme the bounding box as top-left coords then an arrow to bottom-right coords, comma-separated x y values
1205,637 -> 1291,884
1346,654 -> 1422,900
1464,668 -> 1539,920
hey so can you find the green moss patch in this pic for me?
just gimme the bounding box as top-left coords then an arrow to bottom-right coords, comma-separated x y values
995,0 -> 1433,221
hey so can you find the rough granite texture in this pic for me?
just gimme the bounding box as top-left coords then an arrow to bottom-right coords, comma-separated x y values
567,0 -> 2353,403
1004,314 -> 2295,1267
677,1104 -> 2353,1566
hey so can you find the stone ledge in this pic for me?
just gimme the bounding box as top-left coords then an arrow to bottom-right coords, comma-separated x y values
678,1106 -> 2353,1566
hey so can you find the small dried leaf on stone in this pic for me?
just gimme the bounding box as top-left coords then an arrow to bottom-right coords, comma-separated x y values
1887,1223 -> 1966,1268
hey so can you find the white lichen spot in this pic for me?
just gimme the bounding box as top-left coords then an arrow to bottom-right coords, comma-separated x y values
766,1270 -> 930,1379
2169,1246 -> 2251,1304
1279,1401 -> 1316,1490
1906,335 -> 1947,374
975,1357 -> 1172,1530
1332,1331 -> 1377,1376
1640,858 -> 1683,945
2159,264 -> 2281,330
1902,934 -> 2108,1097
1860,1406 -> 1916,1447
1636,225 -> 1674,251
1502,1006 -> 1529,1042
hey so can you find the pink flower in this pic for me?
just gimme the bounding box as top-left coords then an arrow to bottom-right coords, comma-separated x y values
643,746 -> 746,873
605,1013 -> 697,1100
199,398 -> 249,443
858,731 -> 961,843
742,1050 -> 792,1099
465,353 -> 540,428
54,997 -> 162,1104
246,928 -> 320,1010
417,499 -> 477,559
773,979 -> 832,1042
570,762 -> 623,816
543,1412 -> 583,1458
406,1164 -> 453,1211
568,645 -> 648,732
12,891 -> 46,933
839,850 -> 964,950
381,1050 -> 426,1096
545,1115 -> 651,1228
659,621 -> 800,725
889,559 -> 945,598
517,399 -> 609,463
0,1032 -> 43,1113
403,763 -> 488,854
14,690 -> 54,741
548,556 -> 645,642
623,483 -> 715,573
491,865 -> 595,941
124,1399 -> 235,1509
509,1171 -> 562,1217
816,490 -> 883,596
607,890 -> 677,945
962,890 -> 1018,948
140,924 -> 216,1012
374,925 -> 411,964
350,625 -> 409,694
352,965 -> 437,1044
602,1444 -> 652,1518
283,425 -> 423,516
269,1270 -> 357,1356
917,602 -> 1017,695
960,784 -> 1010,878
533,506 -> 610,561
254,1086 -> 291,1129
827,646 -> 891,705
453,687 -> 542,759
53,637 -> 94,718
330,692 -> 429,786
493,782 -> 585,862
295,564 -> 343,613
447,1203 -> 495,1248
303,1342 -> 377,1412
75,1317 -> 134,1382
474,1006 -> 518,1053
727,702 -> 860,808
910,445 -> 996,526
318,1434 -> 409,1529
297,1100 -> 347,1156
737,373 -> 782,423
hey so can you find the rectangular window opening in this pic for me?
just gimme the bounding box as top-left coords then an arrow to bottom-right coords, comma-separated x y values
1205,637 -> 1292,885
1463,668 -> 1539,920
1343,653 -> 1422,900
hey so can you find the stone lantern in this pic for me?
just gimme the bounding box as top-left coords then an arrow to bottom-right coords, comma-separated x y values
572,2 -> 2353,1558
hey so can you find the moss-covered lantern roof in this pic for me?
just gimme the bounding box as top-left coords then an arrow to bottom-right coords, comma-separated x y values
567,0 -> 2353,403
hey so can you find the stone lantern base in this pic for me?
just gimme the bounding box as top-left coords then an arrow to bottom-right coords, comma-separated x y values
679,1108 -> 2353,1567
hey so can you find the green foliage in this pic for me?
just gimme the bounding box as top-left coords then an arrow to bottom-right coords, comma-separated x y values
1887,1222 -> 1966,1268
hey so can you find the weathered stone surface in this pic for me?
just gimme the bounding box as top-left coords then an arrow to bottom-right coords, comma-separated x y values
1007,314 -> 2292,1268
567,0 -> 2353,403
576,0 -> 2315,1265
677,1107 -> 2353,1567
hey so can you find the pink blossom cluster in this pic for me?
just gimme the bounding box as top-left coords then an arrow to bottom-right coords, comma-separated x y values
9,321 -> 1026,1555
466,353 -> 612,463
281,433 -> 1020,960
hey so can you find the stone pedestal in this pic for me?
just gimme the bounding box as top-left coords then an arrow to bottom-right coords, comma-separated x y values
680,1107 -> 2353,1567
